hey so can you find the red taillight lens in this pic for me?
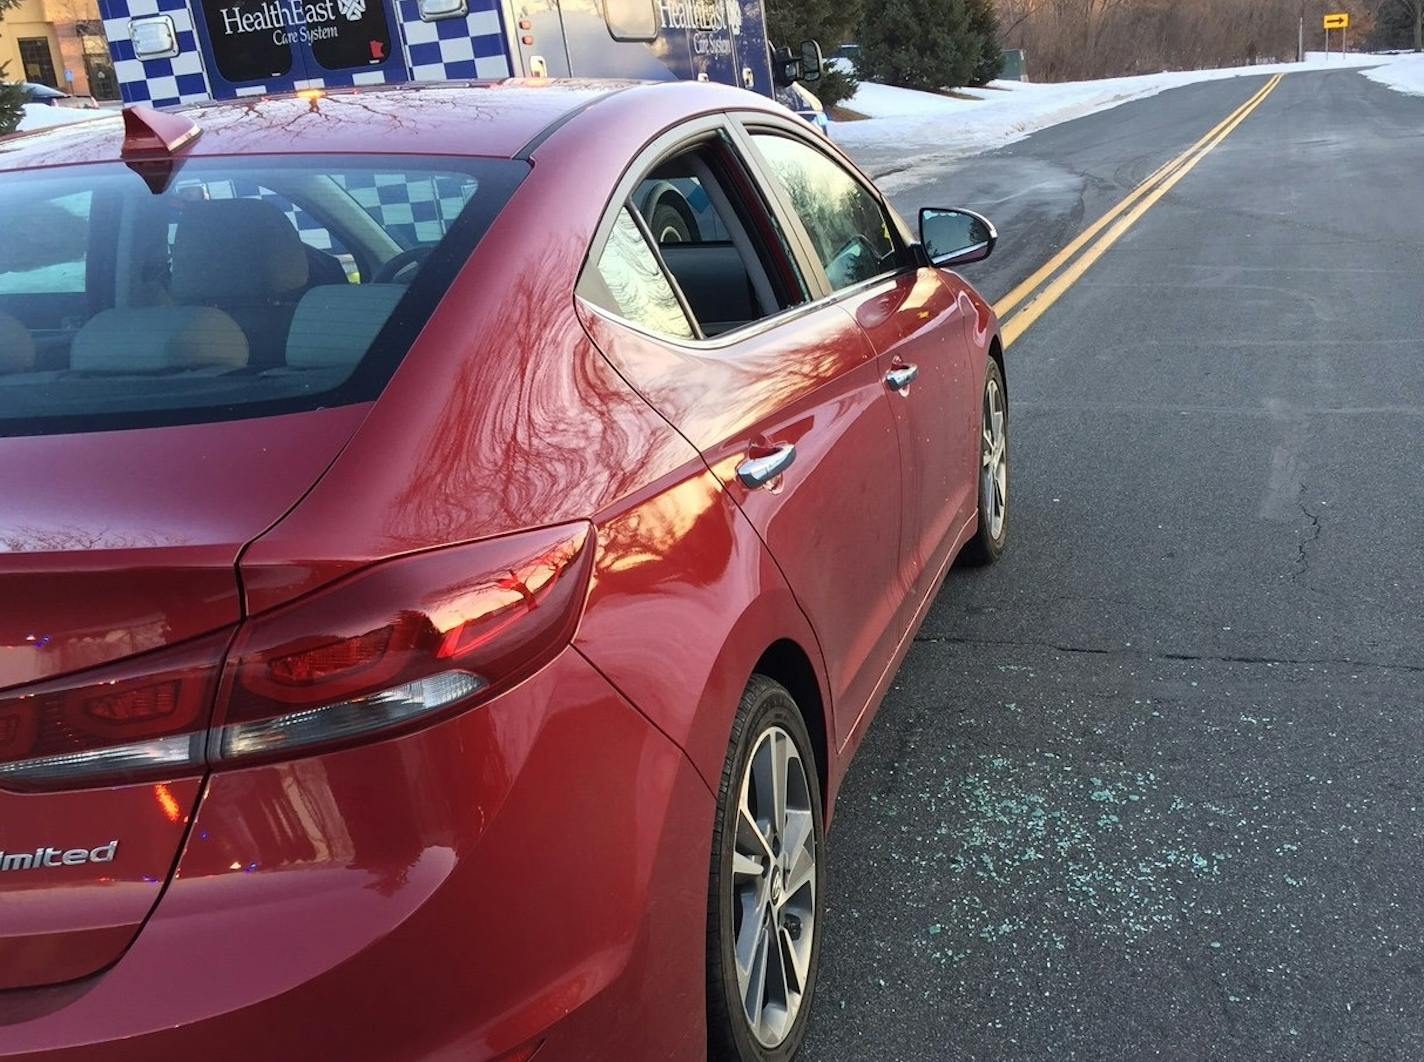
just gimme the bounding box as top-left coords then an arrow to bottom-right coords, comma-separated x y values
267,628 -> 395,688
0,632 -> 230,790
84,682 -> 182,723
0,523 -> 594,791
211,522 -> 593,764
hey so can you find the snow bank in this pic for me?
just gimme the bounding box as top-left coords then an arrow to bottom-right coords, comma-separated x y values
15,103 -> 109,132
836,51 -> 1406,180
1360,51 -> 1424,96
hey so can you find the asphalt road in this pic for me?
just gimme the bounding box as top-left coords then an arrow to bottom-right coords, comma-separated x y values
806,67 -> 1424,1060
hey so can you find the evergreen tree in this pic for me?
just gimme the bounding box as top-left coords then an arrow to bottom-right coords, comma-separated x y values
766,0 -> 863,106
857,0 -> 977,92
966,0 -> 1004,86
766,0 -> 865,56
0,64 -> 25,137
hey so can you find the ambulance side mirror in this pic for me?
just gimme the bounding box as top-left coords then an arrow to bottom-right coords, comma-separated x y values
771,40 -> 824,87
799,39 -> 823,84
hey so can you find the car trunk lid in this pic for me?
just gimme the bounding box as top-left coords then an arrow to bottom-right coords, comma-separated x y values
0,405 -> 366,990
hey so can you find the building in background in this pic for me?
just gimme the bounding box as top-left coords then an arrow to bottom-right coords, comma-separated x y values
1,0 -> 118,98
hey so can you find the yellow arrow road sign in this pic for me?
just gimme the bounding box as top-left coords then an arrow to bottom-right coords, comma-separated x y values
1324,12 -> 1350,29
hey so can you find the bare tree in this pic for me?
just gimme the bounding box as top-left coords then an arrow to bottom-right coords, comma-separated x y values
1398,0 -> 1424,50
996,0 -> 1346,80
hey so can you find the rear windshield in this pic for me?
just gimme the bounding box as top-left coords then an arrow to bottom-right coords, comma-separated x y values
0,156 -> 525,436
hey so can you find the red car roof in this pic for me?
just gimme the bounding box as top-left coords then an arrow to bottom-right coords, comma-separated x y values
0,79 -> 655,173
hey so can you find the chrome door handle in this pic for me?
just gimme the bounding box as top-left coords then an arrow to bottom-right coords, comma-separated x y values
737,443 -> 796,489
885,364 -> 919,392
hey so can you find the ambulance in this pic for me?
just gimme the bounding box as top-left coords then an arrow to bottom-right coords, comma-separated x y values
100,0 -> 826,121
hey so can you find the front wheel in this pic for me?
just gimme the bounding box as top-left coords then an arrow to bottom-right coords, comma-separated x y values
962,357 -> 1009,565
707,676 -> 824,1062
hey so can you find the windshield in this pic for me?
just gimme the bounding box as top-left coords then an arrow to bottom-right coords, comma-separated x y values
0,156 -> 525,436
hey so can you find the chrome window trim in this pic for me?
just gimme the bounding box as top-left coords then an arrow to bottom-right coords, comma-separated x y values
575,110 -> 921,352
578,259 -> 915,352
577,115 -> 817,348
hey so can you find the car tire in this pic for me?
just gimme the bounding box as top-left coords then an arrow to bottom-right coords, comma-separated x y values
707,675 -> 824,1062
962,357 -> 1009,566
650,200 -> 694,244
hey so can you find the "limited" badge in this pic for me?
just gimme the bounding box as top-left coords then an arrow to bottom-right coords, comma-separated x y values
0,841 -> 118,873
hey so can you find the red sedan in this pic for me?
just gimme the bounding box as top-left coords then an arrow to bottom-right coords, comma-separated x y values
0,80 -> 1005,1061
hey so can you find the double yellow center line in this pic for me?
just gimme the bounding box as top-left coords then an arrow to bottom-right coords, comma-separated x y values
995,73 -> 1284,347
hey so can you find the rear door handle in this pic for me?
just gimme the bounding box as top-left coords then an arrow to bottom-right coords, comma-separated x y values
885,364 -> 919,392
737,443 -> 796,489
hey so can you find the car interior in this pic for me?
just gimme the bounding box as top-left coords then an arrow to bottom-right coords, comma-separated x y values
0,168 -> 459,415
629,144 -> 806,338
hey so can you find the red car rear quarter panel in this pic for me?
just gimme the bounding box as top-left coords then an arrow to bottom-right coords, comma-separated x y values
0,651 -> 710,1062
240,84 -> 795,603
575,465 -> 834,802
237,86 -> 833,793
238,160 -> 697,608
577,308 -> 893,760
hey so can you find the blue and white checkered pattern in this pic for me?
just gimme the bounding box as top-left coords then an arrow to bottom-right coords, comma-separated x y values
395,0 -> 509,82
100,0 -> 511,108
184,173 -> 476,255
100,0 -> 212,106
333,172 -> 478,246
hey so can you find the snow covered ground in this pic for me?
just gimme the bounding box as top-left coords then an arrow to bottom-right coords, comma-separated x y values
14,103 -> 110,133
1360,51 -> 1424,95
835,51 -> 1409,181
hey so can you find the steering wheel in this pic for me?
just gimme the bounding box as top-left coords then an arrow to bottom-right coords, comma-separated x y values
372,245 -> 433,284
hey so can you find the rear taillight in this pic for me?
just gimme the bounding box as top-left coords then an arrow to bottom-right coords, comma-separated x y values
212,522 -> 592,764
0,632 -> 229,789
0,523 -> 593,790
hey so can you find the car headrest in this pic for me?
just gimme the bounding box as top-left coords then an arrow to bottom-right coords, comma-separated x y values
170,199 -> 310,301
285,284 -> 404,370
70,307 -> 249,373
0,312 -> 35,373
659,243 -> 759,324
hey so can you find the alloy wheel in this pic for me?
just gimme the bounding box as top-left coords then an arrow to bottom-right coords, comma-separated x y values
981,375 -> 1007,540
730,725 -> 817,1049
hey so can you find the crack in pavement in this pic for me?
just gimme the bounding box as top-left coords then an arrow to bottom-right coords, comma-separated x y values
1294,496 -> 1323,581
910,632 -> 1424,675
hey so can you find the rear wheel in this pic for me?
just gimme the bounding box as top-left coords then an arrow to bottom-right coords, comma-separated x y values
962,357 -> 1008,565
708,676 -> 824,1062
651,200 -> 694,244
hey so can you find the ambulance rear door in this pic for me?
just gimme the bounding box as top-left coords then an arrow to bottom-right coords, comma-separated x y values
188,0 -> 409,98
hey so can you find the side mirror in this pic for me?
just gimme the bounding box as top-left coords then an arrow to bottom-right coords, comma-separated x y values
919,207 -> 997,267
771,39 -> 824,86
799,39 -> 824,83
